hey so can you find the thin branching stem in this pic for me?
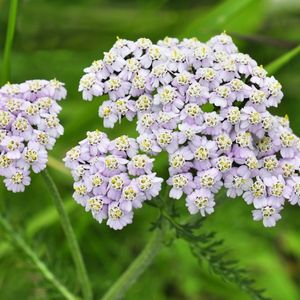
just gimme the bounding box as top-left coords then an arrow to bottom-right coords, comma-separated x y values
0,214 -> 78,300
101,226 -> 165,300
1,0 -> 18,84
41,169 -> 93,300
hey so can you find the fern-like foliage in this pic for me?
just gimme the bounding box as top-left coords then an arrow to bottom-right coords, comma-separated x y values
155,202 -> 270,300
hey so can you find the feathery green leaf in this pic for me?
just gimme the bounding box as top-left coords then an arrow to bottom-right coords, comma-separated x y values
0,214 -> 78,300
162,210 -> 269,300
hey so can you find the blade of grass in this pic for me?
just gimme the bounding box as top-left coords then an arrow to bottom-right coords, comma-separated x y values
0,198 -> 76,258
0,214 -> 79,300
26,198 -> 76,236
1,0 -> 18,84
0,243 -> 10,257
266,45 -> 300,75
181,0 -> 257,39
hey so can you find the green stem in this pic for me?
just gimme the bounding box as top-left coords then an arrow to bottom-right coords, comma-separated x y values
0,214 -> 78,300
1,0 -> 18,84
48,156 -> 71,177
101,187 -> 228,300
101,227 -> 165,300
41,169 -> 93,300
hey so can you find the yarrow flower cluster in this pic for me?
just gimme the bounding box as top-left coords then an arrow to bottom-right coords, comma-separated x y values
78,33 -> 300,228
0,79 -> 66,192
64,131 -> 163,229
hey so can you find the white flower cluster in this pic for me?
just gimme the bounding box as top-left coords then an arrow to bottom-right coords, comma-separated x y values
0,79 -> 66,192
64,131 -> 162,229
78,33 -> 300,228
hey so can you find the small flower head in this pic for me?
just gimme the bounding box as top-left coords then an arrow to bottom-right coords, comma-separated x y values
65,131 -> 162,230
0,79 -> 66,192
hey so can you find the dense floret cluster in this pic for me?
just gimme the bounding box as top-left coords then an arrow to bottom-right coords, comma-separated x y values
0,79 -> 66,192
64,131 -> 162,229
78,33 -> 300,227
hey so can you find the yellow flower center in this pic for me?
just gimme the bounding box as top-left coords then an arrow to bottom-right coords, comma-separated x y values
138,175 -> 152,191
194,146 -> 209,160
216,156 -> 232,172
123,186 -> 137,201
172,174 -> 188,188
25,150 -> 38,163
110,175 -> 124,190
170,154 -> 185,168
12,172 -> 23,184
0,110 -> 12,127
105,155 -> 118,169
194,196 -> 209,208
136,95 -> 152,110
88,197 -> 103,212
200,174 -> 214,188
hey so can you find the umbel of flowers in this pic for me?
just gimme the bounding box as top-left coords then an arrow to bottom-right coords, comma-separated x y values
77,33 -> 300,228
64,131 -> 162,229
0,79 -> 66,192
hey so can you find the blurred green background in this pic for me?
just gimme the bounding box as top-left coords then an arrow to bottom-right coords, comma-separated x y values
0,0 -> 300,299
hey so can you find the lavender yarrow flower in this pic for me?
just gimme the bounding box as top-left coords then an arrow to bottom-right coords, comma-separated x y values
0,79 -> 67,192
64,131 -> 163,230
78,33 -> 300,227
186,188 -> 216,217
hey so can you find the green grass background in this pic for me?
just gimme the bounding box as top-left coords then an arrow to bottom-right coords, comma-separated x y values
0,0 -> 300,299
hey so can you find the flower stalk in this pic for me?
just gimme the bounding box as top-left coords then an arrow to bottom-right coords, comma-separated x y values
41,169 -> 93,300
101,226 -> 165,300
1,0 -> 18,85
